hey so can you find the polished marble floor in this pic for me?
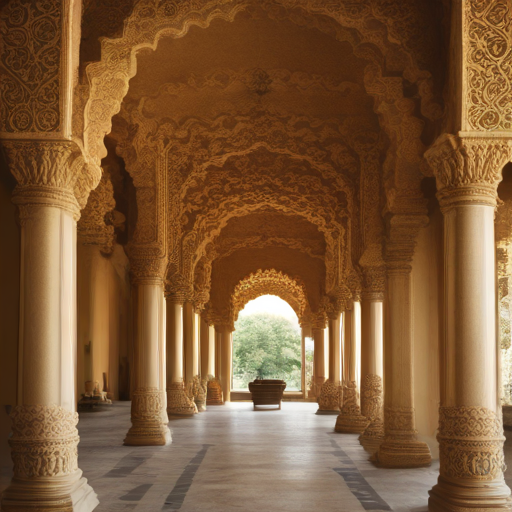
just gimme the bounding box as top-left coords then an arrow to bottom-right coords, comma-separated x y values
79,402 -> 439,512
3,402 -> 512,511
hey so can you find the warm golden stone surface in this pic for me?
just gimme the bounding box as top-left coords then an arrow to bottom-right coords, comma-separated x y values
1,0 -> 511,510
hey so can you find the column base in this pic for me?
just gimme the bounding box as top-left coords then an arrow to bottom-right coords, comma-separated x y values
335,413 -> 369,434
1,472 -> 98,512
167,382 -> 197,417
206,379 -> 224,405
317,380 -> 341,414
375,437 -> 431,468
124,424 -> 171,446
359,418 -> 385,453
186,377 -> 206,413
125,389 -> 172,445
428,477 -> 512,512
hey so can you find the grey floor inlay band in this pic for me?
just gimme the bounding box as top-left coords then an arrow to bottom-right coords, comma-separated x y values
330,440 -> 391,511
120,483 -> 153,501
162,444 -> 213,510
104,455 -> 149,478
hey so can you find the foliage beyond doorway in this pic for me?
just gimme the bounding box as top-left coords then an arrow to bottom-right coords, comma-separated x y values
232,312 -> 302,391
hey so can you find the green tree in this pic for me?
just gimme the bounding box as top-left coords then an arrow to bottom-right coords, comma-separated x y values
232,313 -> 302,390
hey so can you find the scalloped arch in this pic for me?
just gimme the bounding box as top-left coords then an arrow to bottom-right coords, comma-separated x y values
81,0 -> 438,167
231,269 -> 310,327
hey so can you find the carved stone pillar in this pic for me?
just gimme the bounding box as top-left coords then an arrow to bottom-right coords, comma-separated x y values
124,258 -> 171,446
200,314 -> 210,378
425,134 -> 512,510
183,303 -> 204,411
359,289 -> 385,453
165,295 -> 196,417
0,141 -> 99,511
335,300 -> 368,433
376,258 -> 431,467
219,326 -> 233,402
310,319 -> 326,399
317,311 -> 341,414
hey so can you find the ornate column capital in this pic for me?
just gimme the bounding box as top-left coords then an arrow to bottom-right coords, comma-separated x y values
385,213 -> 428,273
361,267 -> 386,301
77,171 -> 117,254
310,311 -> 327,330
1,140 -> 101,220
424,134 -> 512,210
129,254 -> 167,286
164,280 -> 190,304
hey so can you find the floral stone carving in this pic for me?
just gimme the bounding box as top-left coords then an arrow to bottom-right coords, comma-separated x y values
335,381 -> 369,434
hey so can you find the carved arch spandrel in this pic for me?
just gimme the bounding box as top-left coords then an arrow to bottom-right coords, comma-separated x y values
80,0 -> 443,168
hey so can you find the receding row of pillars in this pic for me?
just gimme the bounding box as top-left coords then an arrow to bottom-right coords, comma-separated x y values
1,170 -> 510,511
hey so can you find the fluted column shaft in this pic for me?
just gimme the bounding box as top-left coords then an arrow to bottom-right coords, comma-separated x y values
360,293 -> 385,452
312,327 -> 326,396
200,315 -> 210,378
125,274 -> 170,446
183,303 -> 199,383
219,327 -> 233,402
1,142 -> 98,512
165,299 -> 195,417
335,301 -> 368,433
183,303 -> 204,411
376,264 -> 431,467
207,325 -> 216,376
317,313 -> 342,413
425,134 -> 512,511
328,314 -> 342,384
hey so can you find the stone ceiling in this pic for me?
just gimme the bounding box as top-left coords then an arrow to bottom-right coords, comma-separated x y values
90,0 -> 447,323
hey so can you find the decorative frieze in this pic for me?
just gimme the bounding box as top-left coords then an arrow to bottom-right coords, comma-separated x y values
9,405 -> 79,479
437,406 -> 505,481
0,0 -> 63,133
464,0 -> 512,132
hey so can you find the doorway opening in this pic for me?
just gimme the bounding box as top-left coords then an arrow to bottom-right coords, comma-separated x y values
232,295 -> 303,393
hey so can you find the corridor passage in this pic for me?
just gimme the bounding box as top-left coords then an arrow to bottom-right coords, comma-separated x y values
78,403 -> 439,512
